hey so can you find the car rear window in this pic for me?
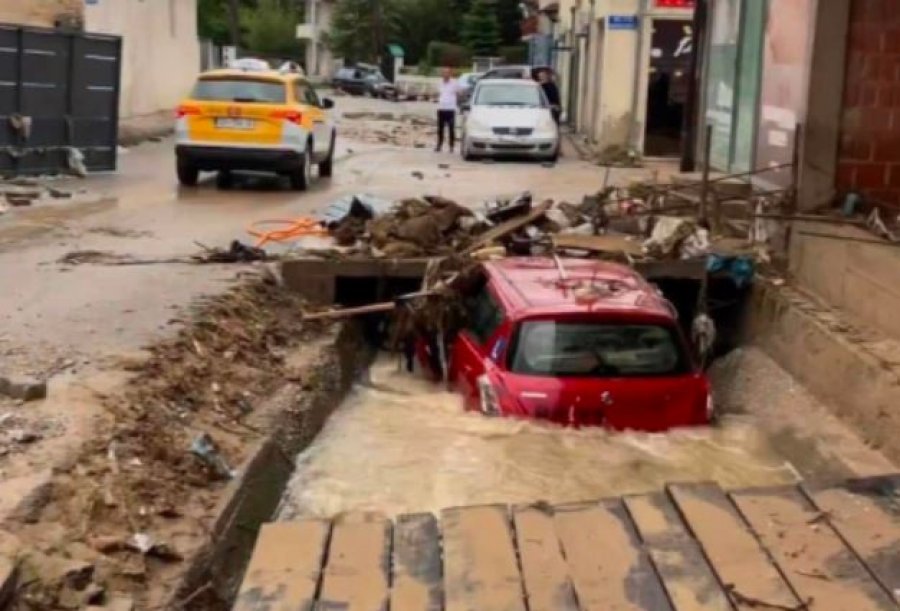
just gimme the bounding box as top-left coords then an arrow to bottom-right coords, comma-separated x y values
475,83 -> 545,107
193,78 -> 286,103
509,320 -> 689,378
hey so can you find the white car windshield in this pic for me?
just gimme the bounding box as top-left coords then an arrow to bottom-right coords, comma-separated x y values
474,83 -> 545,107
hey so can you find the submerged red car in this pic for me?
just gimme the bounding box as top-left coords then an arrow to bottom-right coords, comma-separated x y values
424,257 -> 712,432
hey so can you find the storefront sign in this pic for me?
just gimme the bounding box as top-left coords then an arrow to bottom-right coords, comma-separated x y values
608,15 -> 639,30
655,0 -> 696,7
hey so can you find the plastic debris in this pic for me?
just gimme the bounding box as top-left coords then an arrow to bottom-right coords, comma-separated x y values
190,432 -> 235,480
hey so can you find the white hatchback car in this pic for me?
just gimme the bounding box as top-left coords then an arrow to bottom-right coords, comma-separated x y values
460,79 -> 559,162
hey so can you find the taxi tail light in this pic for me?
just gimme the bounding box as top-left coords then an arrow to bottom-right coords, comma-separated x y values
271,110 -> 303,124
176,104 -> 201,118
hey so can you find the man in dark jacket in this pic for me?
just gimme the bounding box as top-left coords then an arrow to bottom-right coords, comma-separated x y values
537,69 -> 561,124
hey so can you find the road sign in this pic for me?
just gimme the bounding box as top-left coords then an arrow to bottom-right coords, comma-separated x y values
608,15 -> 639,30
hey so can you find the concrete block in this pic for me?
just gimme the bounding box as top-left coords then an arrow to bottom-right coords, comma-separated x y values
0,375 -> 47,401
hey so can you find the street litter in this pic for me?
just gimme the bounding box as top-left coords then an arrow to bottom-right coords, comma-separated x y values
190,432 -> 236,480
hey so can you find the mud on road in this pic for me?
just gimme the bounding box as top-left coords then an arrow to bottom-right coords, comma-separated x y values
1,273 -> 363,610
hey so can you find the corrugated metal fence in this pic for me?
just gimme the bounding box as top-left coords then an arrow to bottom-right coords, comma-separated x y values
0,23 -> 121,176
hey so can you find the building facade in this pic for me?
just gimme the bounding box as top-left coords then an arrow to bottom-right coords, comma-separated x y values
296,0 -> 336,79
546,0 -> 695,156
0,0 -> 200,122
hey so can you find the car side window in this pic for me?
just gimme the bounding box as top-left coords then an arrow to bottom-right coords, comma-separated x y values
466,285 -> 504,345
293,83 -> 306,105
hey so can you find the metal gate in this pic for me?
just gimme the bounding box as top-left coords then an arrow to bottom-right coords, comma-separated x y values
0,23 -> 121,176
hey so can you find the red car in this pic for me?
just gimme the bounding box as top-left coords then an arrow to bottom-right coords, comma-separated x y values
424,257 -> 712,432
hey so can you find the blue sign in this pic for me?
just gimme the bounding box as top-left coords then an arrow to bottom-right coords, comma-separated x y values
608,15 -> 639,30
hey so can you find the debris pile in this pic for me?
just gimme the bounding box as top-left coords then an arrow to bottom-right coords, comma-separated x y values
338,112 -> 436,149
9,273 -> 321,607
0,178 -> 72,214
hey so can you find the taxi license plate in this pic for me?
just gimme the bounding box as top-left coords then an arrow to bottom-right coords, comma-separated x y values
215,118 -> 255,130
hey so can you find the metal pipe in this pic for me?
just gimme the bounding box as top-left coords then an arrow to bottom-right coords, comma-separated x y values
700,123 -> 713,222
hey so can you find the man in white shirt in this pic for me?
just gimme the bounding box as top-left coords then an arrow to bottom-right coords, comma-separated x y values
436,67 -> 460,153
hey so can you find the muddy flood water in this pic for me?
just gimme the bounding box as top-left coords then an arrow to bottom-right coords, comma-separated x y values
279,354 -> 800,519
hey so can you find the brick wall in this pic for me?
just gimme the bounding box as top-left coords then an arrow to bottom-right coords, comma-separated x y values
0,0 -> 83,28
836,0 -> 900,205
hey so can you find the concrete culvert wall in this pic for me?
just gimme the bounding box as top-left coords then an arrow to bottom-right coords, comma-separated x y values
167,320 -> 373,609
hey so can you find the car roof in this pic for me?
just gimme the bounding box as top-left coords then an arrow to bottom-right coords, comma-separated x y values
484,257 -> 676,321
199,68 -> 302,83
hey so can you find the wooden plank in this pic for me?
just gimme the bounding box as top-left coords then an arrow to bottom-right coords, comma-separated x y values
464,200 -> 553,254
391,513 -> 443,611
554,500 -> 672,611
625,493 -> 732,611
551,233 -> 645,257
232,520 -> 330,611
512,504 -> 578,611
442,504 -> 526,611
732,486 -> 896,610
802,479 -> 900,606
668,483 -> 800,610
318,513 -> 392,611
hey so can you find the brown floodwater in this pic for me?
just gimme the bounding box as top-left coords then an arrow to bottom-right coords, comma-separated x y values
279,354 -> 800,519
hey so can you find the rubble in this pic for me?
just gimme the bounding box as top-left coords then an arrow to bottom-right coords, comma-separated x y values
0,374 -> 47,401
337,112 -> 436,148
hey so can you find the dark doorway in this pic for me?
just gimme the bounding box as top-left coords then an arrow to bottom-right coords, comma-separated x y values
644,19 -> 692,157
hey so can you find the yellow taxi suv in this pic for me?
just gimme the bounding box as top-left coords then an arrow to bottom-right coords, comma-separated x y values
175,63 -> 336,190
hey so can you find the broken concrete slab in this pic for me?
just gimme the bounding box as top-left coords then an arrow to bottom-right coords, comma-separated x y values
0,374 -> 47,401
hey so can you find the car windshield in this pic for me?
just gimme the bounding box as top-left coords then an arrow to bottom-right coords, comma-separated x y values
193,78 -> 286,103
509,320 -> 689,378
475,83 -> 544,107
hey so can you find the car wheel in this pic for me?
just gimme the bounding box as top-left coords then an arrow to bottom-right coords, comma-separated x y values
215,170 -> 233,189
177,160 -> 199,187
319,134 -> 336,178
289,147 -> 312,191
461,138 -> 474,162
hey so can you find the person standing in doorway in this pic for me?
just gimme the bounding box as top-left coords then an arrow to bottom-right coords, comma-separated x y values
537,68 -> 561,124
436,67 -> 460,152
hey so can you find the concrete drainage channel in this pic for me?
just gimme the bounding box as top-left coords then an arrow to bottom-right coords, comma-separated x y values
6,262 -> 889,609
161,263 -> 900,609
164,320 -> 374,609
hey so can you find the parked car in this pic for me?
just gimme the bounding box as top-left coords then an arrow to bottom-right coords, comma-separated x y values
175,63 -> 336,190
457,71 -> 483,105
481,65 -> 553,81
460,78 -> 559,161
332,67 -> 368,95
419,257 -> 713,432
364,72 -> 398,99
333,65 -> 395,98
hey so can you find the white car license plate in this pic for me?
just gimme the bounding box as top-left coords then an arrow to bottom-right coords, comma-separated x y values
215,118 -> 255,130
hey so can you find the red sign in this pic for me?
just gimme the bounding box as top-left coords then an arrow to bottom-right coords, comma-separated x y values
655,0 -> 695,7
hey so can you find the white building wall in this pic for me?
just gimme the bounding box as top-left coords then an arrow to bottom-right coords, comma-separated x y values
85,0 -> 200,120
553,0 -> 692,152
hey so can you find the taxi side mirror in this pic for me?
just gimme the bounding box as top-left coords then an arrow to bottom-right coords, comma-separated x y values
321,97 -> 334,109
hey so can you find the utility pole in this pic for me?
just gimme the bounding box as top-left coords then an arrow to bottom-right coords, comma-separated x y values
227,0 -> 241,47
372,0 -> 383,63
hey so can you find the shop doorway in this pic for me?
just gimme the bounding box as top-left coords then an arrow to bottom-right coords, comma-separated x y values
644,19 -> 693,157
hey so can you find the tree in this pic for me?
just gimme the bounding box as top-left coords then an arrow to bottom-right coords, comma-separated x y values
391,0 -> 457,64
461,0 -> 501,57
240,0 -> 302,57
496,0 -> 524,46
329,0 -> 394,62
